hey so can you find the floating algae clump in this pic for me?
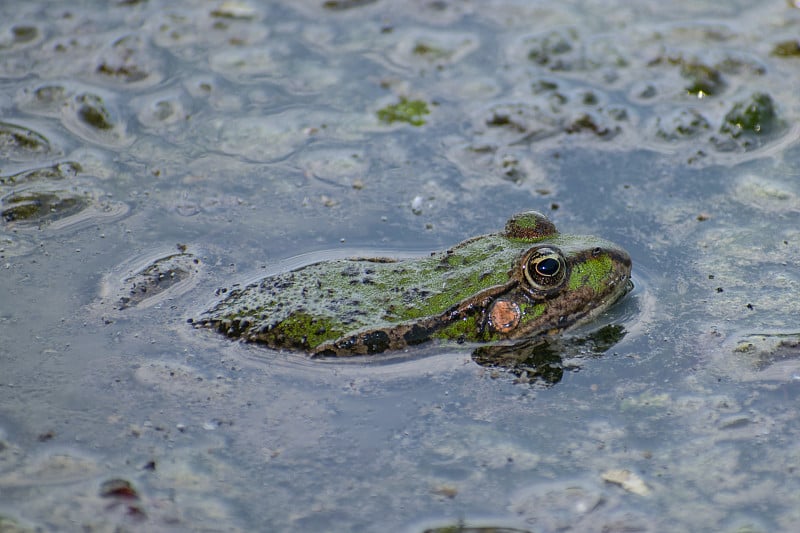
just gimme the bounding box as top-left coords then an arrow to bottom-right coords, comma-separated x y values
720,92 -> 781,138
376,98 -> 430,126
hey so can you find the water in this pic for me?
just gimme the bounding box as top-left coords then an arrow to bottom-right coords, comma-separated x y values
2,1 -> 800,531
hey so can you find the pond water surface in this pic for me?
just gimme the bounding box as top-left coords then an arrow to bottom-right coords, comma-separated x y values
2,1 -> 800,531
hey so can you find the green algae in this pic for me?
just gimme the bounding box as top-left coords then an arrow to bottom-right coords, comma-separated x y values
376,98 -> 430,126
526,29 -> 576,68
76,93 -> 114,131
11,25 -> 38,44
655,108 -> 710,140
412,42 -> 451,61
0,122 -> 52,158
33,84 -> 66,106
322,0 -> 377,10
680,61 -> 725,96
1,190 -> 87,224
720,93 -> 780,138
0,162 -> 81,186
771,40 -> 800,57
564,113 -> 619,138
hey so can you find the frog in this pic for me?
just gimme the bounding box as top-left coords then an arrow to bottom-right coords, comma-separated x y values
194,211 -> 632,357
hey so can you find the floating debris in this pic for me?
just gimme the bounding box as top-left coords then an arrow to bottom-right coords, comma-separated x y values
602,469 -> 650,496
377,98 -> 430,126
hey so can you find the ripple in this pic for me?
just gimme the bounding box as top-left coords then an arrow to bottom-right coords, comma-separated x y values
131,88 -> 191,129
47,198 -> 129,232
17,82 -> 132,148
61,91 -> 131,147
0,161 -> 81,187
204,108 -> 367,162
99,245 -> 203,311
387,28 -> 480,70
94,33 -> 164,87
0,121 -> 55,161
0,184 -> 128,232
0,231 -> 35,258
1,187 -> 89,227
0,23 -> 41,51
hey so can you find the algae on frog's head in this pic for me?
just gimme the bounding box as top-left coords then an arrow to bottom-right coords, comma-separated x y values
568,254 -> 613,292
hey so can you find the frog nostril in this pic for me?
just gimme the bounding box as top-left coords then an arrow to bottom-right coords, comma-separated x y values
592,247 -> 602,257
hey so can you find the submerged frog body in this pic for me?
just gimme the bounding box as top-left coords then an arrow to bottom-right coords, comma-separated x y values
196,211 -> 632,356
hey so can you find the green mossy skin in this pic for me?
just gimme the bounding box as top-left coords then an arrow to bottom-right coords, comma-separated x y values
520,302 -> 545,321
258,312 -> 345,350
376,98 -> 430,127
504,211 -> 557,242
203,233 -> 525,339
513,301 -> 547,335
568,255 -> 613,292
432,314 -> 488,342
199,212 -> 632,355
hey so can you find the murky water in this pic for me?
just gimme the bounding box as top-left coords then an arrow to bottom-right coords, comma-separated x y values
2,1 -> 800,531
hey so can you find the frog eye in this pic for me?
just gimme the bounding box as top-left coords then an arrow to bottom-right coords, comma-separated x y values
523,246 -> 567,290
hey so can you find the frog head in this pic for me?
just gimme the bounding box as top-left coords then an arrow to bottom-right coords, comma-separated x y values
428,211 -> 633,344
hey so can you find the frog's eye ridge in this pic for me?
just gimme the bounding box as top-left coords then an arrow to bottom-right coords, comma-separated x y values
523,246 -> 567,290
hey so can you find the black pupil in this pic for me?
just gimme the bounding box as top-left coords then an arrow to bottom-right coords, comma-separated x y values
536,257 -> 560,276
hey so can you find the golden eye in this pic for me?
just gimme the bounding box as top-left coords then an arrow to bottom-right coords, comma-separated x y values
523,246 -> 567,291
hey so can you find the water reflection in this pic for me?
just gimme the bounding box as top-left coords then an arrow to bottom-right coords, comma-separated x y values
472,324 -> 627,385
